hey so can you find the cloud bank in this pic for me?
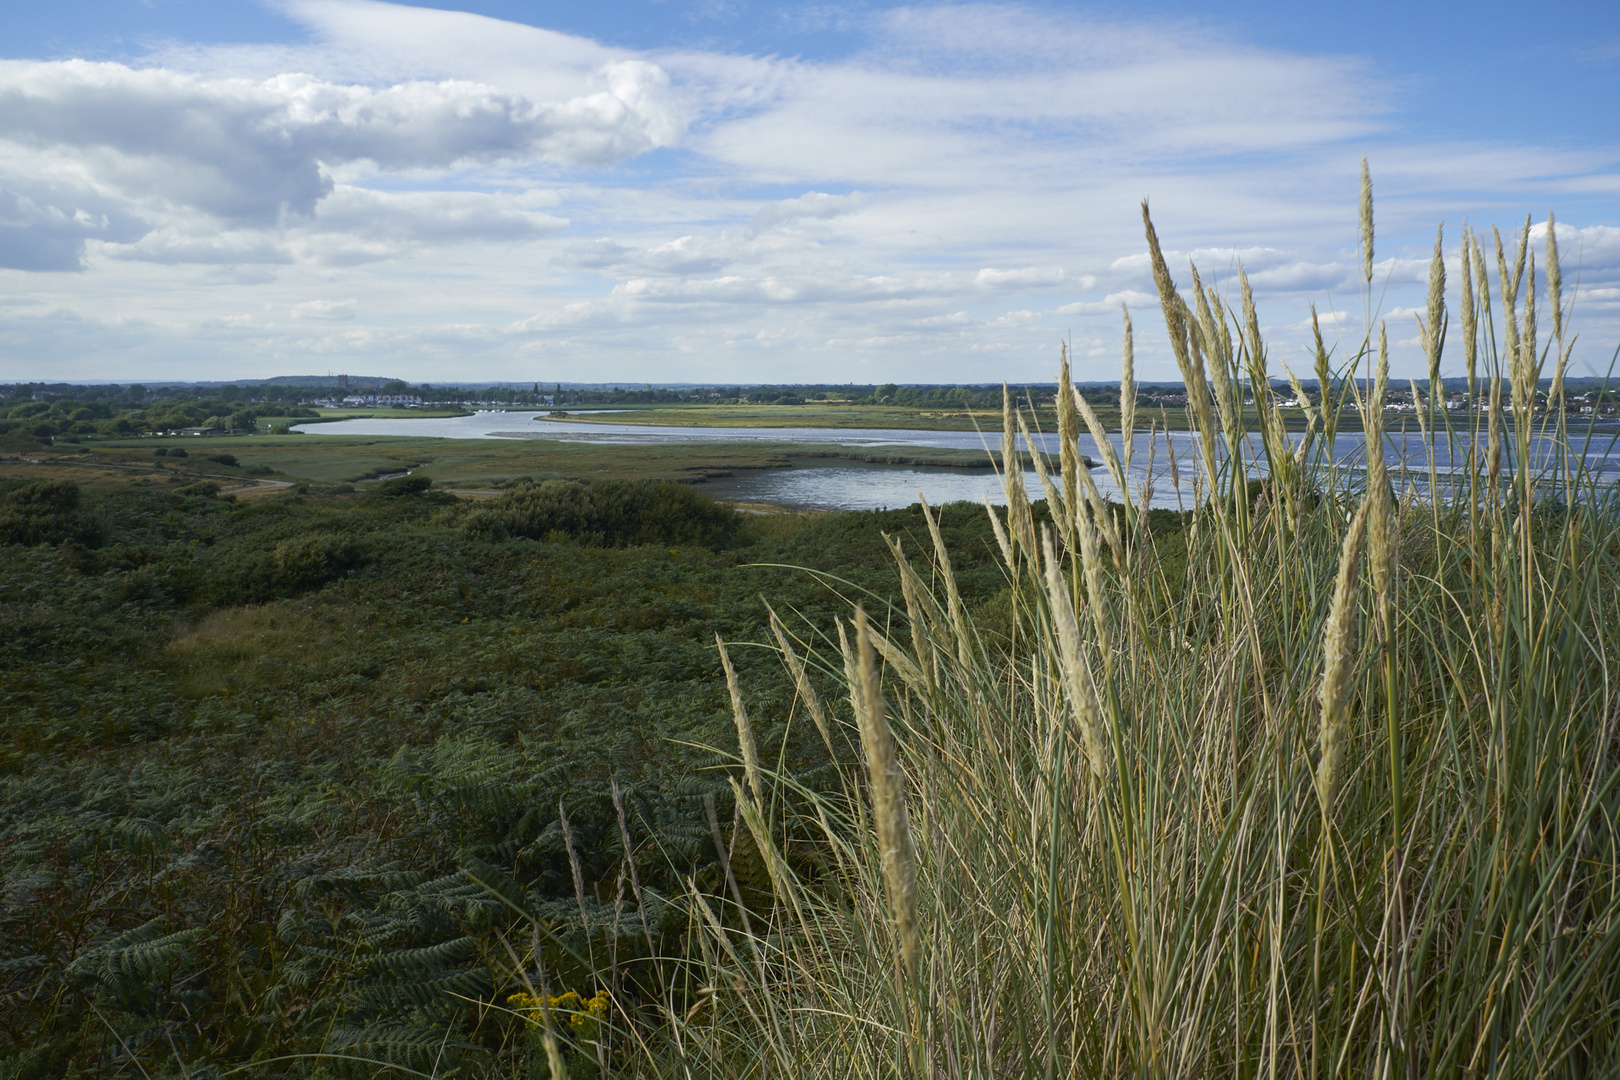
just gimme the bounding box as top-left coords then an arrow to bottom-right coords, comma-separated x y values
0,0 -> 1616,383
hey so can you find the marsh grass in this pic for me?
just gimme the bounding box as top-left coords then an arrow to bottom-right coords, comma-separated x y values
510,184 -> 1620,1078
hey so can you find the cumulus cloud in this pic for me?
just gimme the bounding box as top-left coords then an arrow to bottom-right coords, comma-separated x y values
0,55 -> 678,268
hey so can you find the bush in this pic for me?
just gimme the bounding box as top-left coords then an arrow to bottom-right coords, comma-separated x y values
168,447 -> 188,458
206,531 -> 368,604
205,453 -> 238,467
0,481 -> 102,547
464,479 -> 742,549
372,474 -> 433,497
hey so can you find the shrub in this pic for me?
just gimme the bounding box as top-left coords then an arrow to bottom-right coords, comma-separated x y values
205,453 -> 238,467
464,479 -> 742,548
0,481 -> 102,547
372,474 -> 433,497
206,531 -> 367,604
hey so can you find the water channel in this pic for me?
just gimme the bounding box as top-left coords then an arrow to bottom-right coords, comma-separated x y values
294,411 -> 1620,512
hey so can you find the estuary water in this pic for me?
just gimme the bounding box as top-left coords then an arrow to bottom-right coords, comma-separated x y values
293,411 -> 1620,512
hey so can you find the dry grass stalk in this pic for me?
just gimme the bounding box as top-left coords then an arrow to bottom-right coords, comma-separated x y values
1547,215 -> 1568,407
1240,266 -> 1261,366
1021,411 -> 1067,529
1072,385 -> 1124,499
1360,157 -> 1374,284
853,605 -> 920,987
1001,386 -> 1037,557
1058,345 -> 1082,535
918,496 -> 973,666
1282,361 -> 1317,433
888,534 -> 938,694
767,605 -> 832,756
1041,530 -> 1108,781
1367,326 -> 1396,632
1317,498 -> 1369,816
836,618 -> 864,729
610,779 -> 657,957
559,799 -> 590,932
984,494 -> 1015,569
1461,232 -> 1477,399
1547,212 -> 1564,344
1142,200 -> 1190,370
716,634 -> 764,804
1424,225 -> 1446,397
1520,253 -> 1538,400
1120,306 -> 1137,477
1191,270 -> 1242,443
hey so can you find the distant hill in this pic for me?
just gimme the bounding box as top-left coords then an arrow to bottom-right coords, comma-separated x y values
259,375 -> 403,389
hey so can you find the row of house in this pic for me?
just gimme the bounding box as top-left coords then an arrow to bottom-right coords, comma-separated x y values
304,394 -> 425,408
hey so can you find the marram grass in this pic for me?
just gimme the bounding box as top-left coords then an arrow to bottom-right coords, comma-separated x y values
507,183 -> 1620,1079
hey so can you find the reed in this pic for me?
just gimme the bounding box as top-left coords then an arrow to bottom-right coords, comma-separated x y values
514,176 -> 1620,1079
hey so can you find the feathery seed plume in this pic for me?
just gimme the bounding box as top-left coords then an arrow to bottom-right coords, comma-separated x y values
1240,265 -> 1263,369
984,495 -> 1015,570
716,634 -> 763,804
1142,200 -> 1191,373
1360,158 -> 1374,285
1425,224 -> 1446,397
1041,530 -> 1108,781
767,606 -> 832,756
1001,386 -> 1036,555
1283,361 -> 1317,429
1547,212 -> 1564,343
853,606 -> 920,987
1367,326 -> 1395,634
1461,231 -> 1477,402
1072,386 -> 1124,498
559,800 -> 589,931
1494,227 -> 1521,363
1515,255 -> 1537,420
919,496 -> 973,667
1057,345 -> 1080,538
1120,307 -> 1137,476
1317,498 -> 1370,814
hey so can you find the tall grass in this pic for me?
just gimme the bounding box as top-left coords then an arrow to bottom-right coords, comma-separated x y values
515,181 -> 1620,1078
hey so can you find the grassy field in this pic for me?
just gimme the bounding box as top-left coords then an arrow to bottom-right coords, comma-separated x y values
4,432 -> 1038,498
541,399 -> 1354,433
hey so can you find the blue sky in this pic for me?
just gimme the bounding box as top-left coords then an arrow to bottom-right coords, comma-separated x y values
2,0 -> 1617,384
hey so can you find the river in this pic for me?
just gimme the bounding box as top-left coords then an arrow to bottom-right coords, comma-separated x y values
293,411 -> 1620,512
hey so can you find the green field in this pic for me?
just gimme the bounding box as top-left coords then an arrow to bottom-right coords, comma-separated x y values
21,430 -> 1038,498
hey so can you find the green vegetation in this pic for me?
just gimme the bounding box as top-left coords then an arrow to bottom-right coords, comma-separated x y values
0,466 -> 1040,1078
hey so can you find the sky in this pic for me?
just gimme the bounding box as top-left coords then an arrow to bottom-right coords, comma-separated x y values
1,0 -> 1617,386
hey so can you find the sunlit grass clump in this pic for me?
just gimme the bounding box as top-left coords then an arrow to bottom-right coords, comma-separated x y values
515,167 -> 1620,1079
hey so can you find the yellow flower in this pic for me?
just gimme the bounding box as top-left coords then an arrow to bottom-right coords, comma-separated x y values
505,989 -> 611,1040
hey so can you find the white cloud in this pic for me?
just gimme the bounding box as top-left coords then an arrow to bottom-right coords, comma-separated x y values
0,0 -> 1615,384
0,54 -> 677,269
292,298 -> 359,320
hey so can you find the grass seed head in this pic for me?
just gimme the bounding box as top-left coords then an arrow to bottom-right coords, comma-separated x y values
853,606 -> 920,987
1317,498 -> 1369,815
1426,224 -> 1446,392
1360,158 -> 1374,285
